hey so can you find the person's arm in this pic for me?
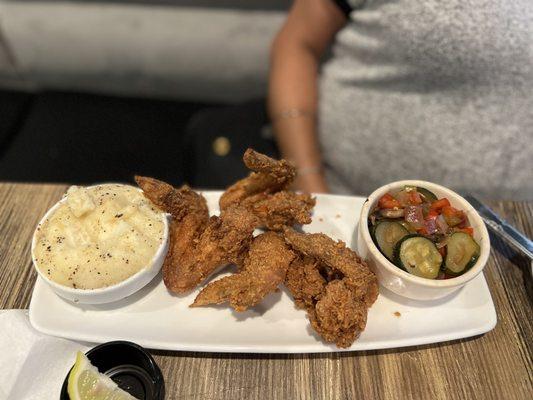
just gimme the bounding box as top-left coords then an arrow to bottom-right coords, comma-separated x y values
268,0 -> 347,193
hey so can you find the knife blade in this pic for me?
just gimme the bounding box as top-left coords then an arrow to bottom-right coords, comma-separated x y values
465,195 -> 533,261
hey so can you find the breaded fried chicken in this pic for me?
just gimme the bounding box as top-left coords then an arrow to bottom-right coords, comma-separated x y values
284,256 -> 325,310
219,149 -> 296,210
136,176 -> 257,294
135,177 -> 211,285
245,191 -> 316,231
137,149 -> 376,348
135,176 -> 208,223
284,228 -> 378,307
191,232 -> 295,311
219,149 -> 315,230
163,205 -> 257,293
310,280 -> 369,348
283,228 -> 379,348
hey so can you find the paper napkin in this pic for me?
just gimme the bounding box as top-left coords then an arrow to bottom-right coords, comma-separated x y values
0,309 -> 90,400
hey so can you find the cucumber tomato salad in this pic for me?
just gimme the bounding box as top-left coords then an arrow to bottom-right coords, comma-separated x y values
368,186 -> 480,280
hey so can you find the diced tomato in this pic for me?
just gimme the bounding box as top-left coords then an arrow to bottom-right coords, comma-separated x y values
438,246 -> 447,257
427,209 -> 440,219
442,206 -> 466,227
408,191 -> 423,205
417,226 -> 429,236
378,193 -> 401,209
430,198 -> 451,212
457,227 -> 474,236
442,205 -> 461,217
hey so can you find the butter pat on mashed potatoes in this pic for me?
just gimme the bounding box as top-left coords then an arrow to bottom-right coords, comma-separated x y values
33,184 -> 166,290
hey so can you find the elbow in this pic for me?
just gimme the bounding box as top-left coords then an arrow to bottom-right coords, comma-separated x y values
269,30 -> 287,65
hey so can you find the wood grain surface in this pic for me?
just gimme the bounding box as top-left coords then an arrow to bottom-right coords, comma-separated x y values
0,183 -> 531,400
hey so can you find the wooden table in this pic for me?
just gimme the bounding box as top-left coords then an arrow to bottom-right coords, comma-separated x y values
1,183 -> 531,400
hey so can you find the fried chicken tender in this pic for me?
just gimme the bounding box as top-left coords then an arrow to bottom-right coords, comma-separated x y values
286,256 -> 366,348
283,228 -> 379,348
310,280 -> 369,348
136,176 -> 257,294
284,228 -> 378,307
191,232 -> 295,311
219,149 -> 296,210
284,256 -> 326,310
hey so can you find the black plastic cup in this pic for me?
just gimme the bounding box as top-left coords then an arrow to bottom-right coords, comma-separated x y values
60,341 -> 164,400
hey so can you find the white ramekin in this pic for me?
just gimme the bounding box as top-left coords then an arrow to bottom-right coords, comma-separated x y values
31,185 -> 169,304
357,180 -> 490,301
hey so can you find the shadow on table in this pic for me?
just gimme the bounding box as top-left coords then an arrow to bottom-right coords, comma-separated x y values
488,230 -> 533,306
149,334 -> 486,361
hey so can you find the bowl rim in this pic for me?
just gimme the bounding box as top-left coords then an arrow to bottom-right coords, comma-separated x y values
360,179 -> 490,288
31,183 -> 169,295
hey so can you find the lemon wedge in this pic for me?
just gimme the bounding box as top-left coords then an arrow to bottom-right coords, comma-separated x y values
67,351 -> 138,400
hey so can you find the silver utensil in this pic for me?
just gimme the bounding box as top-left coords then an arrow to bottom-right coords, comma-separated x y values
465,195 -> 533,262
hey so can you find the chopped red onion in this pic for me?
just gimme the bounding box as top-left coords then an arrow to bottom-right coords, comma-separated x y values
405,205 -> 424,229
436,214 -> 449,234
424,217 -> 438,235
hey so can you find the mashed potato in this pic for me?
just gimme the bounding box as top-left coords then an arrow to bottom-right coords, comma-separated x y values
33,184 -> 166,289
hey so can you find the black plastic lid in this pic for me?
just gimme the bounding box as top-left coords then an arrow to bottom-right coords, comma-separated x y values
60,341 -> 165,400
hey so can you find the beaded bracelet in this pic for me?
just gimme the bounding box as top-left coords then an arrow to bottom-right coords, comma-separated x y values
271,108 -> 316,121
297,165 -> 323,176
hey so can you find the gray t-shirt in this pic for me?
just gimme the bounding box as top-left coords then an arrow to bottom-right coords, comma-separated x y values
319,0 -> 533,199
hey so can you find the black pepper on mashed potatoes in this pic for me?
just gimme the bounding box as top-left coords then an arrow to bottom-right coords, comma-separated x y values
33,184 -> 166,289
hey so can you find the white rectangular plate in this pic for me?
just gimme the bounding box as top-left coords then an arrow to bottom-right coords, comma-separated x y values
29,193 -> 496,353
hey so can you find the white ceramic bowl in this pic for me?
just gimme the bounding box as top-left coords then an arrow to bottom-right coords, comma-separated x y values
357,180 -> 490,301
31,186 -> 169,304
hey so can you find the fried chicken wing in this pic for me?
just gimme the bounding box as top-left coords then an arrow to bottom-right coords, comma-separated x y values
219,149 -> 315,229
135,176 -> 209,222
191,232 -> 295,311
136,176 -> 257,294
219,149 -> 296,210
162,206 -> 258,293
135,176 -> 209,265
137,147 -> 376,348
283,228 -> 378,348
245,191 -> 316,231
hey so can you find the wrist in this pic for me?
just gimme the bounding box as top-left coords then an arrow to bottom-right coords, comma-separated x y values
270,108 -> 316,122
294,170 -> 329,194
296,165 -> 323,176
